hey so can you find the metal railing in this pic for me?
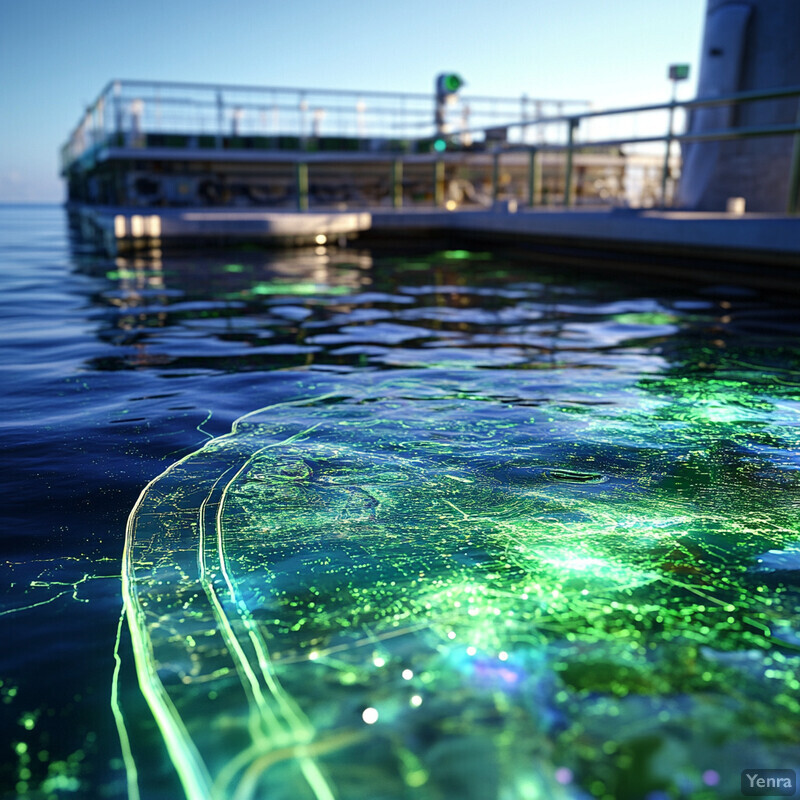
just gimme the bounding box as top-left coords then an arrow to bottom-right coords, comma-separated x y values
244,83 -> 800,213
61,78 -> 590,170
453,83 -> 800,213
62,80 -> 800,214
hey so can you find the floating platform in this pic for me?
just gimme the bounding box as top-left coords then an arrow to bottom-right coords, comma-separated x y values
74,201 -> 800,292
63,78 -> 800,292
73,204 -> 372,252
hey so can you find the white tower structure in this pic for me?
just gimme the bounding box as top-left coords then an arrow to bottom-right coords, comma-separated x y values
678,0 -> 800,211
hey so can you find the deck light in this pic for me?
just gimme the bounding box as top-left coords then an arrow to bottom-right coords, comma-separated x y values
130,215 -> 144,238
436,73 -> 464,96
435,73 -> 465,136
661,64 -> 691,204
668,64 -> 690,81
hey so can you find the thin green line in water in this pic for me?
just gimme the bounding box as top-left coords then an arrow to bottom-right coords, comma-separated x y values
110,605 -> 139,800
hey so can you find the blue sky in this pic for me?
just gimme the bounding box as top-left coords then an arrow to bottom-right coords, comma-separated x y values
0,0 -> 706,202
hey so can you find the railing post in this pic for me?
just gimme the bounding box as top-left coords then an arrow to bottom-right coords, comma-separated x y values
215,91 -> 224,150
296,161 -> 309,211
787,100 -> 800,214
392,159 -> 403,209
564,118 -> 578,207
661,99 -> 677,207
113,81 -> 122,138
527,146 -> 540,207
433,160 -> 445,207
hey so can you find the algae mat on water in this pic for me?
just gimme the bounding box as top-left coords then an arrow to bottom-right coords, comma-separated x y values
121,374 -> 800,800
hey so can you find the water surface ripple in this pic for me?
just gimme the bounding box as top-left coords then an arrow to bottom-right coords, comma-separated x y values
2,206 -> 800,799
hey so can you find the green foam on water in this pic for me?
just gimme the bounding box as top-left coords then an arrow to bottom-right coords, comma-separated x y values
122,372 -> 800,799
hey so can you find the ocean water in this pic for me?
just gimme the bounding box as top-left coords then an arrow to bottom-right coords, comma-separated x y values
1,204 -> 800,800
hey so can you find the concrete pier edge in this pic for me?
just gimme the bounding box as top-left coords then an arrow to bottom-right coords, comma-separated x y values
72,203 -> 800,292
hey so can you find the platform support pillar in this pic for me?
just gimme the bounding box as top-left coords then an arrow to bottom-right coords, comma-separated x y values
392,159 -> 403,209
661,98 -> 677,208
433,160 -> 445,207
296,162 -> 309,212
527,147 -> 541,207
564,118 -> 579,207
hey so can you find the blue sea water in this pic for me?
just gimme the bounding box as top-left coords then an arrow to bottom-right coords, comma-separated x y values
1,204 -> 800,800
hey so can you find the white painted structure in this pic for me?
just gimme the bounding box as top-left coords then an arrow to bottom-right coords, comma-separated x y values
679,0 -> 800,211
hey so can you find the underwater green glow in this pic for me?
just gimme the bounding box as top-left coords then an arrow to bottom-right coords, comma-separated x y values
246,283 -> 351,297
120,370 -> 800,799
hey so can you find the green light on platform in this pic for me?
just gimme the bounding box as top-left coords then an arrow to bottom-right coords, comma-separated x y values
443,74 -> 463,92
433,139 -> 447,153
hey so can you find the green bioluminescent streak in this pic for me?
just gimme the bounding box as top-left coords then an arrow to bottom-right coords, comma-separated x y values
121,397 -> 345,800
120,375 -> 800,800
122,453 -> 214,800
110,607 -> 139,800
